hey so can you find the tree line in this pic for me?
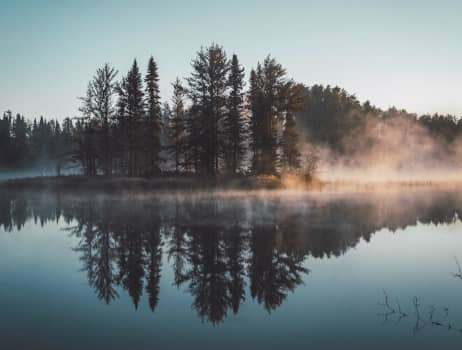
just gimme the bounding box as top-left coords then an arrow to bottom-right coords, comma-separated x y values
0,111 -> 74,172
296,84 -> 462,156
0,44 -> 302,177
2,43 -> 462,177
75,44 -> 303,177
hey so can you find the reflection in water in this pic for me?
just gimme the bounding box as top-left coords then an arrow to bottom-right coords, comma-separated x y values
1,190 -> 462,324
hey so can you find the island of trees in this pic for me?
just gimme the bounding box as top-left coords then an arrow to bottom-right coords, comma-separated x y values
1,43 -> 462,184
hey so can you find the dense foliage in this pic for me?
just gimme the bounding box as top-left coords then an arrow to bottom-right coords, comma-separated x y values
1,44 -> 461,177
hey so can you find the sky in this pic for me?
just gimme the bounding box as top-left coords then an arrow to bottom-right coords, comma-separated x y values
1,0 -> 462,120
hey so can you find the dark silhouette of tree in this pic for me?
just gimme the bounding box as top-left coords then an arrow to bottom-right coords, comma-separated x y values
78,64 -> 118,175
3,44 -> 462,179
224,54 -> 246,174
168,78 -> 186,173
160,102 -> 170,147
185,44 -> 230,176
249,57 -> 297,174
11,114 -> 28,166
143,56 -> 162,176
73,116 -> 98,176
280,82 -> 304,171
117,60 -> 145,177
0,111 -> 13,167
248,67 -> 264,174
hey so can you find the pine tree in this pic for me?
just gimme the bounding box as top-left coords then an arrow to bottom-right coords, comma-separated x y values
280,82 -> 303,171
114,76 -> 129,174
224,54 -> 246,174
249,56 -> 301,175
160,102 -> 171,147
186,44 -> 230,176
280,113 -> 301,170
125,60 -> 145,177
144,56 -> 162,176
78,64 -> 118,175
0,111 -> 12,167
259,56 -> 284,174
248,65 -> 265,174
169,78 -> 186,173
11,114 -> 28,166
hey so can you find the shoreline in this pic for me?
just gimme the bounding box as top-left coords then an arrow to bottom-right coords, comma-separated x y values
0,175 -> 285,193
0,175 -> 461,195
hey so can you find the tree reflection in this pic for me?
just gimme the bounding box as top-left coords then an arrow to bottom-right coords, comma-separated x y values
2,190 -> 462,323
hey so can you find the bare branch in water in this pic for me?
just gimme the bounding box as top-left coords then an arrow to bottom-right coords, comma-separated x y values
377,289 -> 395,324
412,296 -> 426,334
453,257 -> 462,280
395,298 -> 408,324
378,292 -> 462,334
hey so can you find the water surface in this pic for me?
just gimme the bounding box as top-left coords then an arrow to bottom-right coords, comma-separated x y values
1,190 -> 462,349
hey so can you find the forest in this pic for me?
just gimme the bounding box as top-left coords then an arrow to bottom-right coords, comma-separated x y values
1,43 -> 461,179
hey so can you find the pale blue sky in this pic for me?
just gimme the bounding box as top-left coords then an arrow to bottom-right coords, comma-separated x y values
1,0 -> 461,119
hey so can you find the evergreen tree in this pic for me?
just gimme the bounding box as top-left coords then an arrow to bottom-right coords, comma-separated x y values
280,113 -> 301,170
114,76 -> 129,174
0,111 -> 12,166
224,54 -> 246,174
249,56 -> 301,175
186,44 -> 230,176
160,102 -> 171,147
11,114 -> 28,166
169,78 -> 186,173
78,64 -> 118,175
124,60 -> 145,177
248,67 -> 265,174
144,56 -> 162,176
77,84 -> 98,176
280,82 -> 303,170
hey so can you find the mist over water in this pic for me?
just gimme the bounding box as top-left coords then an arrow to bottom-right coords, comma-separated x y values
1,189 -> 462,349
0,167 -> 79,181
294,86 -> 462,184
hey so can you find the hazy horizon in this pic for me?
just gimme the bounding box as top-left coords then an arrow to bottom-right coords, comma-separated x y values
1,0 -> 462,120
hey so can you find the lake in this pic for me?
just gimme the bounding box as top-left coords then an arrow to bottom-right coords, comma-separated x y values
1,189 -> 462,349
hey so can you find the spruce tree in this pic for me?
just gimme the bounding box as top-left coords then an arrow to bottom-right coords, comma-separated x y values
224,54 -> 246,174
0,111 -> 12,167
144,56 -> 162,176
280,113 -> 301,170
125,60 -> 145,176
249,56 -> 301,175
114,76 -> 129,174
169,78 -> 186,173
186,44 -> 230,176
11,114 -> 28,166
160,102 -> 171,147
259,56 -> 284,174
248,65 -> 265,174
280,82 -> 303,171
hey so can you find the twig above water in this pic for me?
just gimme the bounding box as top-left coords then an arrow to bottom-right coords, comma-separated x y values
453,257 -> 462,280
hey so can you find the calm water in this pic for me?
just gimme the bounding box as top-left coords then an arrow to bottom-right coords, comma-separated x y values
1,189 -> 462,349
